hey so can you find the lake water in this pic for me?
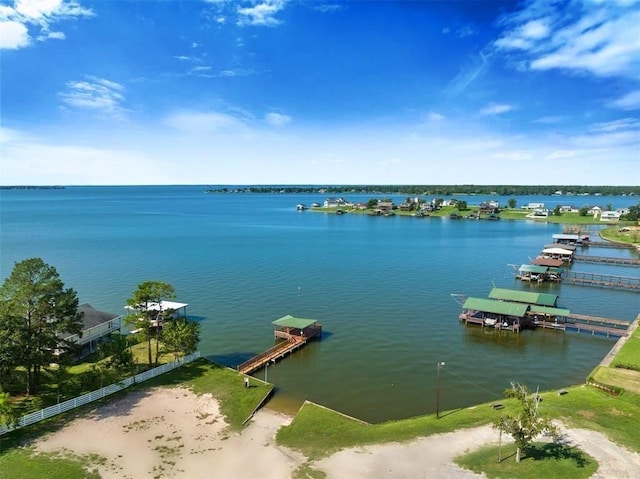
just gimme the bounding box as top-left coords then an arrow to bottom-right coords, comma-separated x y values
1,186 -> 639,422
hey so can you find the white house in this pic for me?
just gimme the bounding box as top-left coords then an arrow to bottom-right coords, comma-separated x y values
600,211 -> 622,222
588,206 -> 602,217
522,202 -> 545,210
63,304 -> 123,357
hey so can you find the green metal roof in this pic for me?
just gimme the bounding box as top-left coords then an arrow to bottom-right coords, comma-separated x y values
272,315 -> 318,329
518,264 -> 549,274
529,305 -> 570,317
462,298 -> 529,317
489,288 -> 558,307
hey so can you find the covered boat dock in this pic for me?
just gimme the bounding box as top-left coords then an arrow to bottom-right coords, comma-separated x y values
237,315 -> 322,375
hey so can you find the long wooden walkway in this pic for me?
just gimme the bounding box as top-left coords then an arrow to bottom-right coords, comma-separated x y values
237,331 -> 320,375
564,271 -> 640,290
573,254 -> 640,266
537,313 -> 632,338
582,240 -> 633,249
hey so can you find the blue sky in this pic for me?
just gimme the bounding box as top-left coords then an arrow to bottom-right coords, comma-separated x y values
1,0 -> 639,186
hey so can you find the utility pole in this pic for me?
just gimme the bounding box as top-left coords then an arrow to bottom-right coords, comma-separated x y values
436,361 -> 445,419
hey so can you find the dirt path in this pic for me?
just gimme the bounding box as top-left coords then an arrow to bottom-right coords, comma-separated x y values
34,387 -> 640,478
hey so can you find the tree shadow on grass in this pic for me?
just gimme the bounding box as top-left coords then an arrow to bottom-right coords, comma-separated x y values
523,443 -> 592,468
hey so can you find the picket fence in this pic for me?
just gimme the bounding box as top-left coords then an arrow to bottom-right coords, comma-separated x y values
0,351 -> 201,435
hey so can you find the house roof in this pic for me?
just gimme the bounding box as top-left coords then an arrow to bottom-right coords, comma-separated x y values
462,298 -> 529,317
488,288 -> 558,307
519,264 -> 549,274
529,305 -> 571,317
272,314 -> 318,329
553,234 -> 579,241
532,257 -> 565,267
542,247 -> 574,255
78,303 -> 119,330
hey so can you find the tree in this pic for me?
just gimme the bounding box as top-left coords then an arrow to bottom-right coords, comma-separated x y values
507,198 -> 517,209
578,205 -> 590,216
97,333 -> 134,374
162,318 -> 200,362
493,383 -> 560,462
125,281 -> 175,366
0,258 -> 81,395
553,205 -> 562,216
366,198 -> 378,209
456,200 -> 468,211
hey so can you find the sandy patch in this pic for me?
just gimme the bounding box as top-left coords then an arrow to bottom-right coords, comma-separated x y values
34,388 -> 640,479
315,424 -> 640,479
35,387 -> 304,479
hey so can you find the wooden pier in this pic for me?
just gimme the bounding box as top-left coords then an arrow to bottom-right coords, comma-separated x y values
535,313 -> 630,338
582,240 -> 633,249
573,254 -> 640,266
237,315 -> 322,375
564,271 -> 640,290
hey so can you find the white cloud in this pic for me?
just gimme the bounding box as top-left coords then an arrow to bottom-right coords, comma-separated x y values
163,111 -> 248,133
0,20 -> 29,49
315,4 -> 342,14
589,118 -> 640,133
546,149 -> 578,160
428,112 -> 445,121
480,103 -> 515,116
0,0 -> 92,49
237,0 -> 287,27
59,77 -> 126,118
265,112 -> 291,127
495,1 -> 640,79
609,90 -> 640,111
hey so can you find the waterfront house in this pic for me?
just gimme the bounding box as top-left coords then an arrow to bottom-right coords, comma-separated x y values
587,206 -> 602,217
522,202 -> 545,210
323,197 -> 342,208
600,211 -> 621,222
63,304 -> 123,358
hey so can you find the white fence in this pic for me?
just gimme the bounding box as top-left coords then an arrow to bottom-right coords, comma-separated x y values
0,351 -> 201,435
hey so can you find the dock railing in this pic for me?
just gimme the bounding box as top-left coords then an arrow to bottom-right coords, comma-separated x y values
0,351 -> 201,435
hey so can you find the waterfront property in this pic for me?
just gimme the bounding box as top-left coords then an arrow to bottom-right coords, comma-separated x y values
516,264 -> 562,283
459,288 -> 631,337
488,287 -> 559,307
459,297 -> 526,332
125,300 -> 189,330
62,303 -> 123,358
540,246 -> 575,263
237,315 -> 322,375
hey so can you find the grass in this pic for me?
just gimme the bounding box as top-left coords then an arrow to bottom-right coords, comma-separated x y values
454,442 -> 598,479
277,384 -> 640,461
610,325 -> 640,372
0,449 -> 102,479
600,226 -> 640,245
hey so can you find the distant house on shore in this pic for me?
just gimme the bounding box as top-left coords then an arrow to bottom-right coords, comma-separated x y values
323,197 -> 346,208
522,202 -> 545,210
600,211 -> 622,222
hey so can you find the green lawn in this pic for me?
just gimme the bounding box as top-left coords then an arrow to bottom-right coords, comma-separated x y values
454,442 -> 598,479
277,384 -> 640,461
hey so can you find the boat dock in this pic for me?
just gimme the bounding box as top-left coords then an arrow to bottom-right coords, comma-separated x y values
237,315 -> 322,375
564,271 -> 640,290
573,254 -> 640,266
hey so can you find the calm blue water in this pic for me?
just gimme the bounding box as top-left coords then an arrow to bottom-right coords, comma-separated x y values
1,186 -> 639,422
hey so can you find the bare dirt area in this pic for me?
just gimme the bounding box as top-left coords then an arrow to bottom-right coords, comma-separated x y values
35,387 -> 304,479
34,387 -> 640,478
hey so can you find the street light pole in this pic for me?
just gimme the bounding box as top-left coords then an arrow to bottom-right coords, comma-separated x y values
436,361 -> 445,419
265,362 -> 268,383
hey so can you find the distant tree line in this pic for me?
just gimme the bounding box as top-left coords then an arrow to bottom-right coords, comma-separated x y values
206,185 -> 640,196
